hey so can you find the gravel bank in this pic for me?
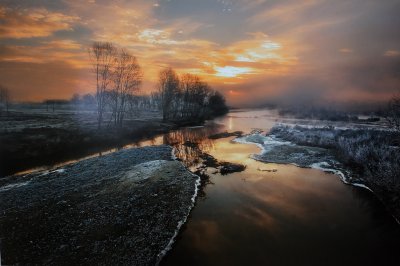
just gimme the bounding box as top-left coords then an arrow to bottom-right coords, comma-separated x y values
0,145 -> 198,265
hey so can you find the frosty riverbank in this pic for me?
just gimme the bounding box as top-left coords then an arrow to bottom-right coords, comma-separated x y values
0,145 -> 198,265
236,124 -> 400,223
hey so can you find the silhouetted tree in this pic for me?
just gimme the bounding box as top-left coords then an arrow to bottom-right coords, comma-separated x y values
154,69 -> 228,122
89,42 -> 117,129
110,49 -> 142,127
208,91 -> 228,117
157,68 -> 180,121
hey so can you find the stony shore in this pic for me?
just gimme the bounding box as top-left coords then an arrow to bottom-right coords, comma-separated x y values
0,145 -> 198,265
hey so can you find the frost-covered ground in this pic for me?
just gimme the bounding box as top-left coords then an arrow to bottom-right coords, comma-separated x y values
236,124 -> 400,222
235,133 -> 352,183
0,145 -> 199,265
0,106 -> 162,133
0,107 -> 169,176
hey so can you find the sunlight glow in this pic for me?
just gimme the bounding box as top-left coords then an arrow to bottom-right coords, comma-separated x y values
214,66 -> 254,77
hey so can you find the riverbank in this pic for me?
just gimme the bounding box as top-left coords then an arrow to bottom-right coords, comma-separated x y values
0,145 -> 199,265
0,109 -> 205,177
237,124 -> 400,222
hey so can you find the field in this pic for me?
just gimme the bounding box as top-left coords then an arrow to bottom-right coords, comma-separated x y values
0,104 -> 174,177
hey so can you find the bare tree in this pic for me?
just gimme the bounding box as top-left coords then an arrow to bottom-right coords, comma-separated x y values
89,42 -> 117,129
157,68 -> 180,121
154,69 -> 228,122
111,49 -> 142,127
0,85 -> 11,115
180,73 -> 199,119
387,91 -> 400,132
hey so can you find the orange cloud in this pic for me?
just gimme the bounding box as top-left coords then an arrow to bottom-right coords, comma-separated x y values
0,6 -> 79,39
0,42 -> 89,69
0,1 -> 299,102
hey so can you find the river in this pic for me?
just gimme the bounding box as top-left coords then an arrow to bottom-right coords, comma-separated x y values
9,109 -> 400,265
160,109 -> 400,266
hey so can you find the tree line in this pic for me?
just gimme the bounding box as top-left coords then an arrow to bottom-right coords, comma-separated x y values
154,68 -> 228,122
89,42 -> 228,129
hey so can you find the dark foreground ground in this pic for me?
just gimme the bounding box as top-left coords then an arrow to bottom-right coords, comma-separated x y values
0,145 -> 198,265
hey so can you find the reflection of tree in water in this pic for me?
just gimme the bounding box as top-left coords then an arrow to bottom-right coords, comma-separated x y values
160,123 -> 222,199
162,123 -> 222,167
161,122 -> 245,198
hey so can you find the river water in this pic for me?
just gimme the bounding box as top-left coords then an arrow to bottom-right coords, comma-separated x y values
160,109 -> 400,266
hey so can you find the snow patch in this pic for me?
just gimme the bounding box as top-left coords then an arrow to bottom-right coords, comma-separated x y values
171,147 -> 177,160
234,133 -> 294,155
352,183 -> 374,193
310,162 -> 349,184
0,181 -> 31,192
37,168 -> 66,177
310,163 -> 374,192
124,160 -> 169,182
235,133 -> 292,146
53,168 -> 65,174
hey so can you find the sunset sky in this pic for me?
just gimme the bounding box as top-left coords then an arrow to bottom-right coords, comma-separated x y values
1,0 -> 399,106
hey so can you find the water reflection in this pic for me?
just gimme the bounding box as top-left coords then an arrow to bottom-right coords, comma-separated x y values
162,109 -> 400,266
161,123 -> 222,167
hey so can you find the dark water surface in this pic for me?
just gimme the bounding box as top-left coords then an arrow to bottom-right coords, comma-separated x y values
161,109 -> 400,266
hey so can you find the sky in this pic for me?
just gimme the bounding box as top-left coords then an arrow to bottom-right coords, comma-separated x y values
0,0 -> 399,107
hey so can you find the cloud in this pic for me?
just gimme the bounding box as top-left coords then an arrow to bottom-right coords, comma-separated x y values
0,42 -> 88,68
138,28 -> 188,45
0,6 -> 79,39
384,50 -> 400,57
